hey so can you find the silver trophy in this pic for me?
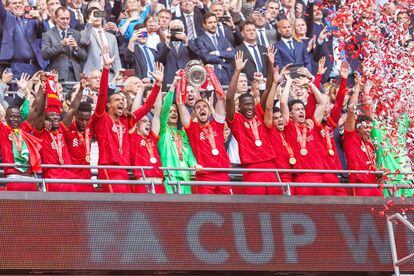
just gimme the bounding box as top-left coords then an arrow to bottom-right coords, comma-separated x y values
185,60 -> 207,88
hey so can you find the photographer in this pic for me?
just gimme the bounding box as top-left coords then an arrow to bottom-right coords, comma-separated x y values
156,19 -> 199,84
80,7 -> 122,79
42,7 -> 87,82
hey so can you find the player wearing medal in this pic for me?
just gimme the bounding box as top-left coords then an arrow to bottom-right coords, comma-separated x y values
0,107 -> 42,191
130,83 -> 165,194
279,71 -> 328,196
28,72 -> 79,192
264,66 -> 295,184
226,49 -> 283,195
177,70 -> 231,194
158,79 -> 197,194
304,59 -> 349,196
91,48 -> 164,193
343,77 -> 382,196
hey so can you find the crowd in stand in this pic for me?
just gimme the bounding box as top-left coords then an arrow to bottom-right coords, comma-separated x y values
0,0 -> 413,196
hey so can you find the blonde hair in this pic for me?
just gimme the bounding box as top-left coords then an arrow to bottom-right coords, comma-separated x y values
292,18 -> 307,42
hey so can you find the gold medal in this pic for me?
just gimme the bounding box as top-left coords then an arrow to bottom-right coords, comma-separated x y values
289,157 -> 297,165
212,149 -> 219,156
150,157 -> 157,164
328,149 -> 335,156
119,148 -> 123,154
59,157 -> 64,165
300,148 -> 308,156
255,139 -> 262,147
85,155 -> 90,163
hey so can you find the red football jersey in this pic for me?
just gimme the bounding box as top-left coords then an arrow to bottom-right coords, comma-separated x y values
226,105 -> 276,164
266,126 -> 294,169
130,131 -> 164,179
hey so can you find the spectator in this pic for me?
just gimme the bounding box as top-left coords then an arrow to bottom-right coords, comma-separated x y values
118,0 -> 157,42
274,19 -> 312,72
66,0 -> 85,30
172,0 -> 206,40
237,21 -> 269,83
43,0 -> 61,30
196,13 -> 236,85
36,0 -> 49,20
278,0 -> 303,22
42,7 -> 87,81
156,9 -> 172,35
251,9 -> 277,48
310,3 -> 325,39
157,19 -> 198,85
209,2 -> 242,47
265,0 -> 280,29
0,0 -> 47,78
144,15 -> 161,50
221,0 -> 243,29
125,23 -> 157,79
80,7 -> 122,78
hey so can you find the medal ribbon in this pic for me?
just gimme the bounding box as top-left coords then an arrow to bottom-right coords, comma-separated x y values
280,132 -> 295,160
201,124 -> 218,152
78,128 -> 91,162
249,117 -> 261,142
324,125 -> 334,155
361,140 -> 376,169
171,128 -> 183,160
295,124 -> 308,152
50,131 -> 63,163
111,118 -> 123,153
144,137 -> 156,160
10,129 -> 23,155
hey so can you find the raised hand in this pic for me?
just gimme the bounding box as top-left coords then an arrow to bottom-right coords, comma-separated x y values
294,77 -> 310,87
297,67 -> 313,79
234,51 -> 247,71
266,45 -> 277,64
102,47 -> 115,69
340,61 -> 350,79
16,73 -> 31,91
149,62 -> 164,84
317,56 -> 327,75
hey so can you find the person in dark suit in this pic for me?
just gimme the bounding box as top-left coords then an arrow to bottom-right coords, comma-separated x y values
196,13 -> 236,85
125,23 -> 158,79
42,7 -> 87,81
209,3 -> 242,47
157,19 -> 198,85
0,0 -> 48,78
66,0 -> 84,30
172,0 -> 206,40
274,19 -> 312,72
251,9 -> 277,47
236,21 -> 268,83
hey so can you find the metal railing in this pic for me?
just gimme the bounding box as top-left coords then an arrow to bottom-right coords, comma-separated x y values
0,163 -> 412,194
387,213 -> 414,276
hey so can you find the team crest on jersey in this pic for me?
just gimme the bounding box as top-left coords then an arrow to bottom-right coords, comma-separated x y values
72,138 -> 79,147
112,124 -> 126,134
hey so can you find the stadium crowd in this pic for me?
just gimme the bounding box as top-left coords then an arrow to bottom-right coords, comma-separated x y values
0,0 -> 413,196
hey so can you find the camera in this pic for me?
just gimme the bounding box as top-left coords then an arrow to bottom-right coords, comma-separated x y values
219,16 -> 231,22
93,10 -> 106,18
288,64 -> 304,79
66,30 -> 74,39
258,8 -> 267,14
170,28 -> 183,41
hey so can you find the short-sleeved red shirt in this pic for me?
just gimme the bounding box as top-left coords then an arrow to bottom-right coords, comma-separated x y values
62,122 -> 94,179
130,131 -> 164,179
284,120 -> 321,170
186,120 -> 230,169
33,123 -> 73,179
266,126 -> 293,169
343,130 -> 377,183
227,105 -> 276,164
313,121 -> 343,170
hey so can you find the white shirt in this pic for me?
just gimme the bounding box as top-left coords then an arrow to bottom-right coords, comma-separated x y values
256,27 -> 269,47
146,33 -> 161,50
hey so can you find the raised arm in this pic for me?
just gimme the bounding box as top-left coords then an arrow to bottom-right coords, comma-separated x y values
226,51 -> 246,122
344,77 -> 361,132
176,77 -> 192,128
329,62 -> 349,125
94,48 -> 114,117
307,79 -> 328,124
160,89 -> 175,130
62,79 -> 86,127
260,45 -> 276,111
151,91 -> 163,136
280,75 -> 293,124
132,63 -> 163,122
131,80 -> 147,112
27,82 -> 46,131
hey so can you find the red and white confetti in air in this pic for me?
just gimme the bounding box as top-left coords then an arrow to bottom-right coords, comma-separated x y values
330,0 -> 414,173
